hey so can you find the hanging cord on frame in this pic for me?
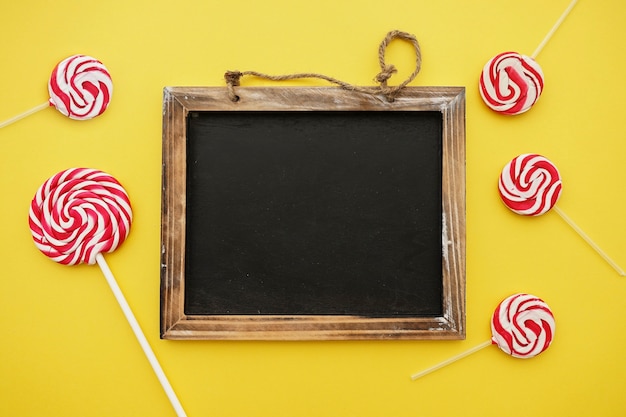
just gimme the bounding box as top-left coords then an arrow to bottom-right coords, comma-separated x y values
224,30 -> 422,102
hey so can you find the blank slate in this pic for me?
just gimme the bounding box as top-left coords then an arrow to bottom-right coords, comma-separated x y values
161,87 -> 465,340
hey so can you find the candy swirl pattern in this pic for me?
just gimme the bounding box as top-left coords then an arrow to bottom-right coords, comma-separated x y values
48,55 -> 113,120
29,168 -> 132,266
498,153 -> 562,216
479,51 -> 544,115
491,293 -> 555,359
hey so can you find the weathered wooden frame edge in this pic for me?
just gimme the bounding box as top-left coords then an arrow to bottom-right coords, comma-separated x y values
160,86 -> 466,340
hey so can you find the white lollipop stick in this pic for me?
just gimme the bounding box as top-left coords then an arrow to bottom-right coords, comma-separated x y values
0,102 -> 49,129
531,0 -> 579,59
553,206 -> 626,276
410,340 -> 492,380
96,254 -> 188,417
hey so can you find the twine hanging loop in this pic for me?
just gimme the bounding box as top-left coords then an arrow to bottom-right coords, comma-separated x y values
225,30 -> 421,102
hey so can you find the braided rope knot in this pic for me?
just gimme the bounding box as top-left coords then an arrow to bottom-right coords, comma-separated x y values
224,70 -> 243,87
375,64 -> 398,84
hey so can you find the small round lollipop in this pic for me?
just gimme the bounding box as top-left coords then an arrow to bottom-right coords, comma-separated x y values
478,0 -> 579,115
48,54 -> 113,120
0,54 -> 112,128
498,153 -> 562,216
411,292 -> 555,380
479,52 -> 544,115
29,168 -> 187,417
491,293 -> 555,359
497,154 -> 625,275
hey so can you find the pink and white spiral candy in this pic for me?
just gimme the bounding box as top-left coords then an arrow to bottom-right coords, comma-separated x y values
29,168 -> 132,265
491,293 -> 555,359
499,154 -> 562,216
48,55 -> 113,120
479,52 -> 544,115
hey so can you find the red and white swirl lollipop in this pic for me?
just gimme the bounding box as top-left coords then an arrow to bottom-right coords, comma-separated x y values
497,154 -> 625,275
0,54 -> 112,128
478,0 -> 579,115
29,168 -> 187,417
48,54 -> 113,120
491,293 -> 555,359
479,52 -> 544,115
411,292 -> 555,380
498,153 -> 562,216
29,168 -> 130,265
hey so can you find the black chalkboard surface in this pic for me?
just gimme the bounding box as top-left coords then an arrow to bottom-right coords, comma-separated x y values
161,87 -> 465,340
185,110 -> 442,316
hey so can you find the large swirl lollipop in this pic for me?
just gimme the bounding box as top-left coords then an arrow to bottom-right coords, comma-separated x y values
478,0 -> 578,115
29,168 -> 187,417
498,153 -> 562,216
29,168 -> 130,265
411,293 -> 555,380
0,54 -> 112,128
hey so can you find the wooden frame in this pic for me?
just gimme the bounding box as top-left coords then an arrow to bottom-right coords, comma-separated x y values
160,86 -> 465,340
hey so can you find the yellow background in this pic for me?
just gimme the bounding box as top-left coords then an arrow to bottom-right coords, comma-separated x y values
1,0 -> 625,416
